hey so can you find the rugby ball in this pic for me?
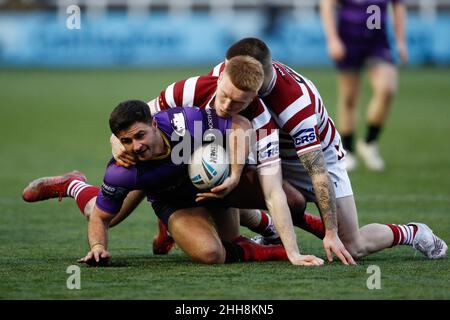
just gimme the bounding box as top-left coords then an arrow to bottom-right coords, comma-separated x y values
188,143 -> 230,190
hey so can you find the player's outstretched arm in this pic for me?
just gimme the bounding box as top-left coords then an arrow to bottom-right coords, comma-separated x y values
258,163 -> 324,267
299,150 -> 356,265
78,205 -> 113,267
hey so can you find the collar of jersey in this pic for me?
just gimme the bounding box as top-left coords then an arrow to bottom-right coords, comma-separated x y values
258,65 -> 277,98
151,129 -> 171,161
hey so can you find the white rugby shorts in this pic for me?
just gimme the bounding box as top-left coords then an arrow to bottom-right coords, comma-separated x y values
281,135 -> 353,202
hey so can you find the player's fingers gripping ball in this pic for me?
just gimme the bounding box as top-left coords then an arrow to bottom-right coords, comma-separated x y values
189,143 -> 230,190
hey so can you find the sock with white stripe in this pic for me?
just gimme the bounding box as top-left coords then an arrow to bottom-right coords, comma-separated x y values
67,180 -> 100,216
259,212 -> 279,239
252,210 -> 279,239
386,224 -> 418,246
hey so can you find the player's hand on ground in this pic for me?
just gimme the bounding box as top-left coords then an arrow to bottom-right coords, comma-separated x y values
289,253 -> 324,267
78,245 -> 111,267
110,134 -> 136,167
195,176 -> 239,202
327,38 -> 346,61
323,230 -> 356,265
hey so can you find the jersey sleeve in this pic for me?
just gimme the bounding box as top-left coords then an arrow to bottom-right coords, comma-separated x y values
286,81 -> 322,157
244,99 -> 281,169
155,76 -> 216,112
270,63 -> 323,157
95,159 -> 137,215
207,62 -> 225,77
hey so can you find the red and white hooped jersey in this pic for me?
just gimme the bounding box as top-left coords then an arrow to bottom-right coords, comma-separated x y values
153,75 -> 280,168
209,61 -> 337,161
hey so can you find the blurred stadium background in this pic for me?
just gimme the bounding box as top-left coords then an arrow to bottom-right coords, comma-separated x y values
0,0 -> 449,300
1,0 -> 450,67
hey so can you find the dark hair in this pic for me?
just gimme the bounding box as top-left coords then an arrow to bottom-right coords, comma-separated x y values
109,100 -> 152,136
225,37 -> 272,73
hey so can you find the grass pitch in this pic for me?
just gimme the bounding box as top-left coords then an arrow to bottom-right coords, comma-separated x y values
0,67 -> 449,300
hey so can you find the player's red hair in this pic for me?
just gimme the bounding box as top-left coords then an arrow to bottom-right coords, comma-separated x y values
224,56 -> 264,93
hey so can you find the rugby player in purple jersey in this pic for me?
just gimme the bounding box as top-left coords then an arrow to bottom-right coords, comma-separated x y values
321,0 -> 408,171
23,101 -> 306,266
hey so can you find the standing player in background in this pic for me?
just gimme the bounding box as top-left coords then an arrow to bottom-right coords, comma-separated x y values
320,0 -> 408,171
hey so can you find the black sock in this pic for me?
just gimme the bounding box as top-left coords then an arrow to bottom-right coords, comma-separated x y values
222,241 -> 244,263
342,134 -> 354,153
365,125 -> 382,143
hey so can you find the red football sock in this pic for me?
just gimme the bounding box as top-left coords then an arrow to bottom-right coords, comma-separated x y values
296,212 -> 325,239
245,210 -> 267,233
386,224 -> 418,246
67,180 -> 99,214
153,219 -> 175,255
233,236 -> 288,262
255,210 -> 279,238
257,210 -> 270,233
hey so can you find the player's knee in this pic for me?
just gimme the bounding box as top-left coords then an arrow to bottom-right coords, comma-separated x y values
341,93 -> 358,110
375,82 -> 397,101
193,244 -> 225,265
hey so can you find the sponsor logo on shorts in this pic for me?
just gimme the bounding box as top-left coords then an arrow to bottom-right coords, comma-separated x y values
101,183 -> 128,201
101,183 -> 116,197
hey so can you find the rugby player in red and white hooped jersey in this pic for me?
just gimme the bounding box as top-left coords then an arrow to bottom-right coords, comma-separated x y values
205,38 -> 447,262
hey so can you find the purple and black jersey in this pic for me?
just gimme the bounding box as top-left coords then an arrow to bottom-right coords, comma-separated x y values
95,107 -> 232,216
337,0 -> 400,39
336,0 -> 401,70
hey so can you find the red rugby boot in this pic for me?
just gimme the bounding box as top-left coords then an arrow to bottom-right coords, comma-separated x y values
22,171 -> 86,202
152,219 -> 175,255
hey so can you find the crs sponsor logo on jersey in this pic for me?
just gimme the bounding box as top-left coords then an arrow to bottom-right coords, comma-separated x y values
258,141 -> 280,162
169,111 -> 186,136
292,128 -> 318,147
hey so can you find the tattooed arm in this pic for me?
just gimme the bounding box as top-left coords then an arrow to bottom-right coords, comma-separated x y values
299,150 -> 356,265
299,150 -> 337,231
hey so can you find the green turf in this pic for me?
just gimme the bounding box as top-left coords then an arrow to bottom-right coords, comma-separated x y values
0,67 -> 449,299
